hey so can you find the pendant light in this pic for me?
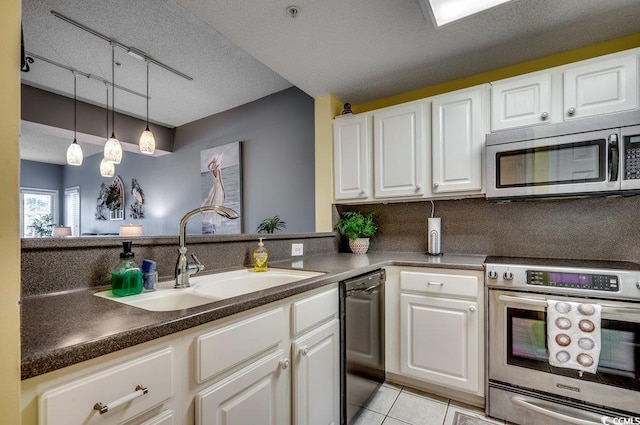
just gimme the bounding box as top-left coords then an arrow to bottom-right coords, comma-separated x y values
104,43 -> 122,164
100,81 -> 115,178
66,71 -> 83,166
139,59 -> 155,155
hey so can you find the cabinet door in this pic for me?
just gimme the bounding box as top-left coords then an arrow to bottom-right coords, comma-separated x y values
491,73 -> 552,131
431,86 -> 487,194
292,319 -> 340,425
400,293 -> 479,393
196,349 -> 288,425
564,53 -> 638,120
333,115 -> 372,201
373,101 -> 426,198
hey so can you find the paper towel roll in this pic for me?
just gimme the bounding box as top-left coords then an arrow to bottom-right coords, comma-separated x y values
428,217 -> 441,255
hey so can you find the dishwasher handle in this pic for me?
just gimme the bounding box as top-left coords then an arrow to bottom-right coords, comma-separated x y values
343,270 -> 386,296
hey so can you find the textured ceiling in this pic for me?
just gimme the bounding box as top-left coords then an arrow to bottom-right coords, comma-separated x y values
20,0 -> 640,165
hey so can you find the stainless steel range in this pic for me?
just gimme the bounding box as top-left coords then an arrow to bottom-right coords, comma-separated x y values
485,257 -> 640,425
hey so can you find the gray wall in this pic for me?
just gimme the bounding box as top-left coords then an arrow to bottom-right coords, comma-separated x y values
58,87 -> 315,236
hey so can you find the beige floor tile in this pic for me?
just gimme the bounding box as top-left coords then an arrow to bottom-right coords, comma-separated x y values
387,392 -> 448,425
365,384 -> 402,415
444,401 -> 504,425
382,417 -> 413,425
400,386 -> 450,404
352,408 -> 386,425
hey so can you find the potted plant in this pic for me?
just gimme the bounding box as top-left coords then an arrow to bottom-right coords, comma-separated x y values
334,211 -> 377,254
256,215 -> 287,233
27,214 -> 54,237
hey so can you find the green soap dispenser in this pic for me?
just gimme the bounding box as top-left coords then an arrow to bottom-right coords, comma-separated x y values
253,238 -> 269,272
111,241 -> 143,297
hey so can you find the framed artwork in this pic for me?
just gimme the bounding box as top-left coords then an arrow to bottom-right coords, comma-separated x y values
200,142 -> 242,234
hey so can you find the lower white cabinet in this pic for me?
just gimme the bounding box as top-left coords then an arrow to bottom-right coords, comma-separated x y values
400,294 -> 479,393
292,319 -> 340,425
385,266 -> 484,403
195,349 -> 289,425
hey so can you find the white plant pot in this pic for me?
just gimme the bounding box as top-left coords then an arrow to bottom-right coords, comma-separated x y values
348,238 -> 370,255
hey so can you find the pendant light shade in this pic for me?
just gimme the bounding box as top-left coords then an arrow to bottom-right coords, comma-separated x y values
139,59 -> 155,155
66,72 -> 83,166
104,43 -> 122,164
100,157 -> 115,177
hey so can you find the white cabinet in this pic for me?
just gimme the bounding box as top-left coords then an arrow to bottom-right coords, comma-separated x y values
385,266 -> 484,403
195,350 -> 289,425
490,50 -> 639,132
373,100 -> 427,199
431,86 -> 488,194
292,319 -> 340,425
564,53 -> 638,120
400,294 -> 479,393
333,114 -> 372,201
491,72 -> 553,131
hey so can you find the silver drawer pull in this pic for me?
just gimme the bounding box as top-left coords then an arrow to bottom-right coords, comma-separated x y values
93,385 -> 148,415
427,281 -> 443,286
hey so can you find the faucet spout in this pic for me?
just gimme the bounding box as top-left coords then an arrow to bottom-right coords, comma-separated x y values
175,206 -> 239,288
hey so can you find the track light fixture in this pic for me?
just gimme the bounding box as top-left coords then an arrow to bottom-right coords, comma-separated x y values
100,81 -> 115,178
104,43 -> 122,164
66,71 -> 83,166
139,59 -> 155,155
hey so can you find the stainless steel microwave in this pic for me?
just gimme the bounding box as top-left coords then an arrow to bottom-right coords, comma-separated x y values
486,111 -> 640,200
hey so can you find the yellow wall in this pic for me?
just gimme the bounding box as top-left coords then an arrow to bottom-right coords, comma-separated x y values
314,95 -> 342,232
0,0 -> 22,423
314,32 -> 640,227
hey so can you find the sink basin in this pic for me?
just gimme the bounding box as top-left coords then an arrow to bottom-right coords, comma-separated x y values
94,268 -> 325,312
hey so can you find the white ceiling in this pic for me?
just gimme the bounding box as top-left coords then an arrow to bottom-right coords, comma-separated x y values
20,0 -> 640,164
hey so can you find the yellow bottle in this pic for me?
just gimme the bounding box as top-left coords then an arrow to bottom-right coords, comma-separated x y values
253,238 -> 269,272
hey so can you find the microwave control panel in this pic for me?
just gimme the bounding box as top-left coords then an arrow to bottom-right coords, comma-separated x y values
527,270 -> 619,292
623,134 -> 640,180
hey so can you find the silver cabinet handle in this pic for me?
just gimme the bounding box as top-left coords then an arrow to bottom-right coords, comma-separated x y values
359,189 -> 366,195
280,358 -> 290,370
540,112 -> 548,120
567,107 -> 576,116
93,385 -> 148,415
433,182 -> 439,188
299,346 -> 309,356
415,184 -> 422,191
468,306 -> 476,312
427,281 -> 443,286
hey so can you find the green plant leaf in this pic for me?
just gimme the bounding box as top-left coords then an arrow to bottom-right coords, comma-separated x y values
334,211 -> 377,240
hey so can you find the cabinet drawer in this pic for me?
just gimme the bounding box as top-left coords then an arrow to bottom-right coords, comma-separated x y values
400,271 -> 478,298
291,287 -> 338,336
139,410 -> 175,425
39,348 -> 173,425
196,307 -> 285,383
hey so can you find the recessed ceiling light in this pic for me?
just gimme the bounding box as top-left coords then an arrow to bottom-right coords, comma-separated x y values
418,0 -> 513,27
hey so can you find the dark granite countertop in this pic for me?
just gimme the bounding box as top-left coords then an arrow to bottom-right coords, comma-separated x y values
21,251 -> 485,380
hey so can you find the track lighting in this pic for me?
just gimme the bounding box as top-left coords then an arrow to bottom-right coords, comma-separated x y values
66,71 -> 83,166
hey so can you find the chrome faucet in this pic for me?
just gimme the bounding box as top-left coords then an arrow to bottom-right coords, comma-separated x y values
174,206 -> 239,289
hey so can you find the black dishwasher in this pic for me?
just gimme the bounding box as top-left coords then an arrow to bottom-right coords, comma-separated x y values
340,269 -> 386,425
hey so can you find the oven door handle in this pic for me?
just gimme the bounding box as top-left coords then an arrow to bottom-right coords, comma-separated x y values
497,294 -> 640,315
511,397 -> 615,425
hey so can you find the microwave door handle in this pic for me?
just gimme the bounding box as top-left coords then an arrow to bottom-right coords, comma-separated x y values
609,133 -> 619,181
511,397 -> 614,425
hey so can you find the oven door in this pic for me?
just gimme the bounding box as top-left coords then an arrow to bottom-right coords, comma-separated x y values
486,129 -> 621,199
488,290 -> 640,415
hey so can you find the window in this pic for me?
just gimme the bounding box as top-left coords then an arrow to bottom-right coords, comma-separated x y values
64,187 -> 80,237
20,188 -> 58,238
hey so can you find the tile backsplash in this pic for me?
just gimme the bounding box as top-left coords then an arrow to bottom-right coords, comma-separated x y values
337,195 -> 640,263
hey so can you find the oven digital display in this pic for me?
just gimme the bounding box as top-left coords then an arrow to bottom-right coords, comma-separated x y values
527,270 -> 619,291
548,272 -> 590,285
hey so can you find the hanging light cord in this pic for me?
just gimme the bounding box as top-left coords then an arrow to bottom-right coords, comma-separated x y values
111,43 -> 115,138
73,71 -> 77,141
105,81 -> 109,137
146,59 -> 150,129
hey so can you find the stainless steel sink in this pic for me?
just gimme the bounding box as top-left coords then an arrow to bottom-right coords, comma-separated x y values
94,268 -> 325,311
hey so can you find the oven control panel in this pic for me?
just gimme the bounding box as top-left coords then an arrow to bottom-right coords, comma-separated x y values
527,270 -> 619,291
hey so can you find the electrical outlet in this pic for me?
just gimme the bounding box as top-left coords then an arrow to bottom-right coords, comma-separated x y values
291,243 -> 304,256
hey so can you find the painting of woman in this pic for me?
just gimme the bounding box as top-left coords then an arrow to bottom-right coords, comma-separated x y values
202,154 -> 225,232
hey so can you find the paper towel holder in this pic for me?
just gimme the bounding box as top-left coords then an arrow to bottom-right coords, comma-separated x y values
426,201 -> 443,256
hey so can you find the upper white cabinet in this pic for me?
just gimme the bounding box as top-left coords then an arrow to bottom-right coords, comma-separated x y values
491,72 -> 553,131
564,53 -> 638,120
333,114 -> 372,201
373,100 -> 427,199
431,85 -> 488,194
491,50 -> 639,131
